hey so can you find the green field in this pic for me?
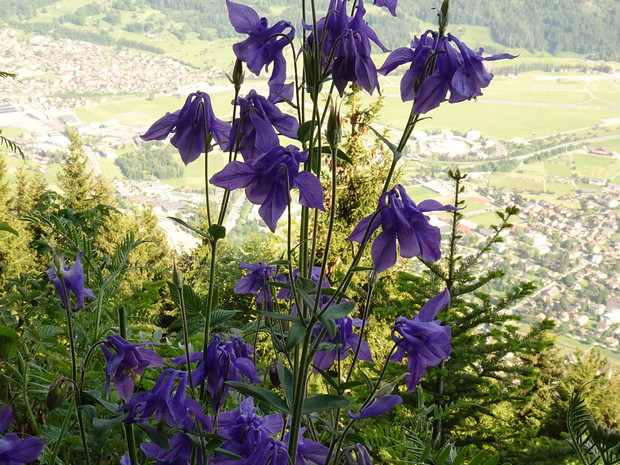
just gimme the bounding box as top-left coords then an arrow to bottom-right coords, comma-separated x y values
572,153 -> 620,180
544,161 -> 572,177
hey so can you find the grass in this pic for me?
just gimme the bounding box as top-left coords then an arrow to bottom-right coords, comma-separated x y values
557,334 -> 620,367
1,127 -> 23,138
467,210 -> 504,227
544,161 -> 572,177
545,182 -> 574,196
98,158 -> 124,180
572,153 -> 620,180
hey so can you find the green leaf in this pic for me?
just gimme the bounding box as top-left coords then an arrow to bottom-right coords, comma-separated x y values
168,216 -> 212,240
226,382 -> 289,413
0,221 -> 18,236
260,311 -> 306,325
0,326 -> 20,361
286,322 -> 307,351
302,394 -> 349,414
321,301 -> 356,320
136,422 -> 169,450
297,121 -> 314,144
93,413 -> 128,437
366,124 -> 401,163
277,359 -> 294,405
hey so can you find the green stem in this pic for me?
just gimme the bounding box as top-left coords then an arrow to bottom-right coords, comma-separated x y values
59,276 -> 91,465
48,397 -> 77,465
200,239 -> 218,403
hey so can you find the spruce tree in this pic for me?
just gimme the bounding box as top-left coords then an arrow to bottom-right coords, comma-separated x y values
57,131 -> 96,212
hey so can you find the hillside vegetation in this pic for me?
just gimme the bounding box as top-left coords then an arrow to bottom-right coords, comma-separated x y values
1,0 -> 618,68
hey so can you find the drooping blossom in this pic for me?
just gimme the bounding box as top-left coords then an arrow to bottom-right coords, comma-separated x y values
312,316 -> 372,371
216,397 -> 283,460
210,145 -> 325,232
373,0 -> 398,16
306,0 -> 388,96
142,432 -> 194,465
121,369 -> 211,431
379,30 -> 515,114
101,335 -> 166,402
0,404 -> 46,465
344,443 -> 373,465
348,394 -> 402,420
229,89 -> 298,160
141,91 -> 230,165
46,251 -> 95,312
391,289 -> 452,391
173,335 -> 261,412
227,1 -> 295,101
234,261 -> 278,305
347,185 -> 455,273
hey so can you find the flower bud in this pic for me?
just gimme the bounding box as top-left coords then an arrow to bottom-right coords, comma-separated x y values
232,58 -> 245,90
268,360 -> 281,388
326,105 -> 342,150
172,257 -> 183,288
366,269 -> 378,287
438,0 -> 450,36
47,377 -> 70,411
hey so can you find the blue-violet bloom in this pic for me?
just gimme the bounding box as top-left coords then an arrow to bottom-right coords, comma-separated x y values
313,316 -> 372,371
210,145 -> 325,232
217,397 -> 283,460
141,91 -> 230,165
234,261 -> 278,305
347,185 -> 455,273
379,30 -> 515,114
101,335 -> 166,402
227,1 -> 295,101
230,89 -> 299,161
344,443 -> 373,465
348,394 -> 402,420
0,404 -> 46,465
177,336 -> 261,412
142,432 -> 194,465
46,251 -> 95,312
122,369 -> 211,431
391,289 -> 452,391
373,0 -> 398,16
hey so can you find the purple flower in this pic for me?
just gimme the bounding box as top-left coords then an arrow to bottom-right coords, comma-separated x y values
210,145 -> 325,232
308,0 -> 387,96
331,0 -> 388,96
46,251 -> 95,312
379,30 -> 515,114
230,89 -> 299,161
227,0 -> 295,100
141,91 -> 230,165
121,369 -> 211,431
217,397 -> 283,459
373,0 -> 398,16
244,436 -> 288,465
181,335 -> 261,412
0,404 -> 46,465
348,395 -> 402,420
347,185 -> 455,273
312,316 -> 372,371
101,335 -> 166,402
142,432 -> 194,465
344,443 -> 373,465
391,289 -> 452,391
234,261 -> 278,304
